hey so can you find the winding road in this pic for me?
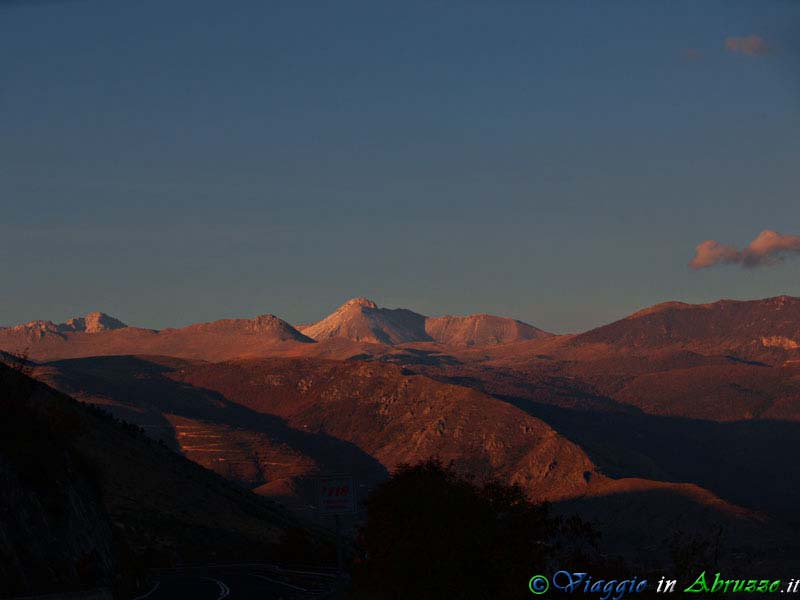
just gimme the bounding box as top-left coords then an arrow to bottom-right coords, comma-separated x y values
135,564 -> 340,600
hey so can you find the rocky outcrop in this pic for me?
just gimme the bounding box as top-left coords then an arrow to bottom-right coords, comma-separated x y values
62,312 -> 127,333
3,312 -> 127,341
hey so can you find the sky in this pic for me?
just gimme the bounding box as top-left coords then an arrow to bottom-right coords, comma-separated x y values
1,0 -> 799,333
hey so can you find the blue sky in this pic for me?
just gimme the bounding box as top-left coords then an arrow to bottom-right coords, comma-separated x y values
1,0 -> 798,332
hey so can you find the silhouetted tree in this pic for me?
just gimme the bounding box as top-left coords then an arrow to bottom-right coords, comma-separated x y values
668,525 -> 725,580
350,459 -> 598,600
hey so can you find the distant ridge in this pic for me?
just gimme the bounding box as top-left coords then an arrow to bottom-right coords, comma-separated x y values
571,295 -> 800,360
425,313 -> 551,347
8,295 -> 798,361
0,312 -> 313,361
6,311 -> 127,337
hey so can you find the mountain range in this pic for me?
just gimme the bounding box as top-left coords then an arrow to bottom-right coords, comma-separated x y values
5,295 -> 800,362
0,298 -> 552,360
3,294 -> 800,573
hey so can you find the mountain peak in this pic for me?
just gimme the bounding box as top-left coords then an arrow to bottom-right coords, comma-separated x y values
63,312 -> 127,333
250,314 -> 313,340
179,314 -> 314,343
299,300 -> 553,347
300,299 -> 428,344
339,297 -> 379,310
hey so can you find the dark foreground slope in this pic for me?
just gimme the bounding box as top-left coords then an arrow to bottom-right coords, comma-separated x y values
0,362 -> 118,597
0,360 -> 311,599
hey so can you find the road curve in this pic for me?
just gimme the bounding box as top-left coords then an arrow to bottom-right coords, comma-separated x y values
142,564 -> 339,599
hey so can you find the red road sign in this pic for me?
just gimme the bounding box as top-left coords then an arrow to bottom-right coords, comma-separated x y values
317,476 -> 356,515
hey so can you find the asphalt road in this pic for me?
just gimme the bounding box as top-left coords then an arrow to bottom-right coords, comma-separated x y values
136,564 -> 340,600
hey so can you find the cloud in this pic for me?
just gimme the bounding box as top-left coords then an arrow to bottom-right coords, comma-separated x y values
724,35 -> 770,56
690,240 -> 741,269
690,230 -> 800,269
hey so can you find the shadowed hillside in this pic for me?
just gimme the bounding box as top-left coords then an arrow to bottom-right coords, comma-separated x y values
36,355 -> 598,504
0,361 -> 117,597
409,361 -> 800,519
30,354 -> 781,570
0,359 -> 325,598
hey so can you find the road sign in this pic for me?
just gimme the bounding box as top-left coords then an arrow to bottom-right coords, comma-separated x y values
317,476 -> 356,515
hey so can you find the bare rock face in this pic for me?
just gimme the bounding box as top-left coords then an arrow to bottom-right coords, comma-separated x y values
8,320 -> 61,339
342,297 -> 378,310
425,314 -> 552,347
62,312 -> 128,333
8,312 -> 127,336
299,298 -> 431,345
761,335 -> 800,350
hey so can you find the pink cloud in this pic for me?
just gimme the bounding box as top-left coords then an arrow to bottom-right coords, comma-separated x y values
690,230 -> 800,269
689,240 -> 740,269
724,35 -> 770,56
